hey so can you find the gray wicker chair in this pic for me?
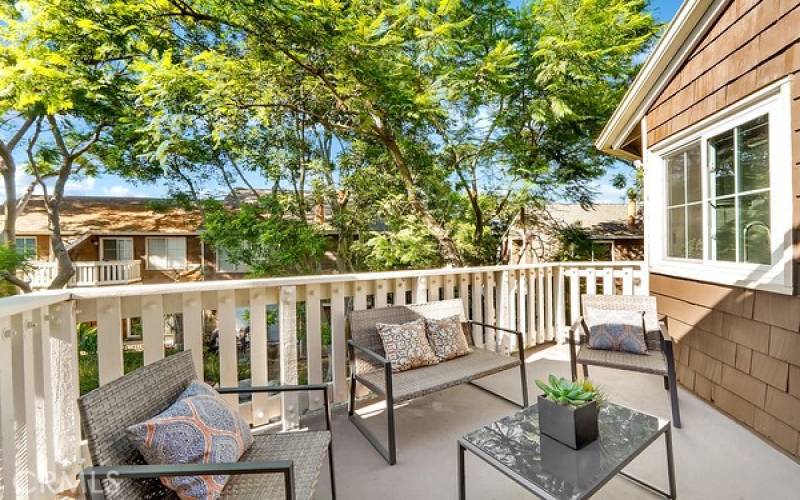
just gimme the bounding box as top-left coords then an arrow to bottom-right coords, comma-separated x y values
347,299 -> 529,465
77,350 -> 336,500
568,294 -> 681,428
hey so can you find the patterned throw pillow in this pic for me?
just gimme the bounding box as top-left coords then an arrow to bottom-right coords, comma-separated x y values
425,315 -> 471,361
377,318 -> 439,372
585,307 -> 648,355
127,380 -> 254,500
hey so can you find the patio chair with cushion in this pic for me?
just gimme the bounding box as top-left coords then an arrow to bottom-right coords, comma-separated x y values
568,294 -> 681,428
77,350 -> 336,500
347,299 -> 529,465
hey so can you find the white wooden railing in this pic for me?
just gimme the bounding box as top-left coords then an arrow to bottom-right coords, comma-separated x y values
25,260 -> 142,288
0,261 -> 646,499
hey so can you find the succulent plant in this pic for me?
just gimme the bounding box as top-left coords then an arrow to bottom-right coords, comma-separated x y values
536,375 -> 603,407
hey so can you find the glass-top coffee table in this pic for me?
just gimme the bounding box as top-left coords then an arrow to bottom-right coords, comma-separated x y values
458,401 -> 676,499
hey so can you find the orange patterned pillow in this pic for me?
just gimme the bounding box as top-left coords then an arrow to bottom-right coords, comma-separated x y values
127,381 -> 253,499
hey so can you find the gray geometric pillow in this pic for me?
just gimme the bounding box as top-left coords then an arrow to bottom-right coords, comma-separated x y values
584,307 -> 648,354
127,380 -> 253,499
376,318 -> 439,372
424,315 -> 471,361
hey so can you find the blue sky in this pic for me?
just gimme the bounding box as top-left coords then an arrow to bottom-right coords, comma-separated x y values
3,0 -> 684,204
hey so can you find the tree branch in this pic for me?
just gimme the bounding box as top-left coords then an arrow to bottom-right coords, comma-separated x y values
0,271 -> 32,294
6,115 -> 36,152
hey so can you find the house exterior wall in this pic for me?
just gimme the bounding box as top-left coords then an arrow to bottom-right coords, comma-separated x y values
642,0 -> 800,458
68,234 -> 205,284
652,273 -> 800,457
35,235 -> 49,260
611,239 -> 644,261
202,242 -> 248,281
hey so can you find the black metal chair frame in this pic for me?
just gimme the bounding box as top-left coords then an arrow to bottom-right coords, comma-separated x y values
347,320 -> 529,465
80,384 -> 337,500
568,315 -> 681,428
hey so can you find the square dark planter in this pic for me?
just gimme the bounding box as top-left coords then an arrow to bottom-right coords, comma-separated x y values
537,395 -> 599,450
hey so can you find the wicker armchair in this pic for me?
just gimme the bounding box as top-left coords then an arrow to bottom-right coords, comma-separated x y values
568,294 -> 681,428
347,299 -> 529,465
77,351 -> 336,500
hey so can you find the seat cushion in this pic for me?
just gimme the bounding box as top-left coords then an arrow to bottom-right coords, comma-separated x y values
425,315 -> 471,361
356,348 -> 521,402
127,381 -> 254,499
377,319 -> 439,372
577,346 -> 667,375
221,431 -> 330,500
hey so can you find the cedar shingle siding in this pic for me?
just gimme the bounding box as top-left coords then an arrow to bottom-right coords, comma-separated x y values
645,0 -> 800,458
653,273 -> 800,456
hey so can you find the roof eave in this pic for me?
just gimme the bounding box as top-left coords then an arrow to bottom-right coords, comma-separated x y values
595,0 -> 724,160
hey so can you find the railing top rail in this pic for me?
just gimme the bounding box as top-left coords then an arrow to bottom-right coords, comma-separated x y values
3,260 -> 645,306
0,290 -> 72,317
65,261 -> 644,299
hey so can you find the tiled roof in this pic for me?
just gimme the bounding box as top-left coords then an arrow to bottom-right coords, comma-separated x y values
520,203 -> 643,239
12,196 -> 203,235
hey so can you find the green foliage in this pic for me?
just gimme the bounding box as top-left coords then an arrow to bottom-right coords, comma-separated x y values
1,0 -> 659,273
200,196 -> 327,276
0,244 -> 27,296
354,219 -> 442,270
536,375 -> 603,407
77,323 -> 98,354
553,225 -> 595,261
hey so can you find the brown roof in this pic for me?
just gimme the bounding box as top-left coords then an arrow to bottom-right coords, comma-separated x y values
13,196 -> 203,235
517,203 -> 643,240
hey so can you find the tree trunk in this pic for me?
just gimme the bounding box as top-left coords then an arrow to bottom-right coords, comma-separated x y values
1,166 -> 16,244
377,128 -> 463,266
46,161 -> 76,290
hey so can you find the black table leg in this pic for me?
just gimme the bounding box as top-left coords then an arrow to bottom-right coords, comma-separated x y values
665,424 -> 677,499
458,441 -> 466,500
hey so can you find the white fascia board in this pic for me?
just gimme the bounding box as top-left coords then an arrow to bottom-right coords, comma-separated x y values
595,0 -> 725,159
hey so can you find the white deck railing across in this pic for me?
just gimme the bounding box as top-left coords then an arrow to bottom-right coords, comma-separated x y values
25,260 -> 143,288
0,261 -> 647,498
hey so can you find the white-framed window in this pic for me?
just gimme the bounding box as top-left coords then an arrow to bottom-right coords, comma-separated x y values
15,237 -> 37,259
145,237 -> 187,270
646,78 -> 793,294
100,237 -> 134,261
216,247 -> 249,273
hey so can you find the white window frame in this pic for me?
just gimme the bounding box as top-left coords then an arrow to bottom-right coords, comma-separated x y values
645,78 -> 793,294
145,237 -> 187,270
15,237 -> 37,259
99,237 -> 134,262
216,246 -> 250,273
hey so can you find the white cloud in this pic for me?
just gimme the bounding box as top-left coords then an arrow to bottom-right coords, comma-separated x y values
591,180 -> 627,203
102,185 -> 133,197
64,177 -> 97,195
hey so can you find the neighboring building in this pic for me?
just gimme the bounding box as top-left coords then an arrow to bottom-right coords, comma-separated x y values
10,196 -> 260,287
503,202 -> 643,263
597,0 -> 800,457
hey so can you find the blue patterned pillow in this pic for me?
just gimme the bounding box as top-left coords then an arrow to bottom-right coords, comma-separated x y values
127,381 -> 254,500
585,307 -> 648,354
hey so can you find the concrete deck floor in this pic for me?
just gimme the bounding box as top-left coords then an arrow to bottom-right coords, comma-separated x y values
311,344 -> 800,500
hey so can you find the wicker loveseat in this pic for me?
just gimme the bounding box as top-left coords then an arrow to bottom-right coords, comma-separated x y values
78,350 -> 336,500
568,294 -> 681,428
347,299 -> 529,465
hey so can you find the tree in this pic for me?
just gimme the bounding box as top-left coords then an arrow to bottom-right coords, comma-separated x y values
200,197 -> 327,276
20,0 -> 658,278
0,1 -> 140,290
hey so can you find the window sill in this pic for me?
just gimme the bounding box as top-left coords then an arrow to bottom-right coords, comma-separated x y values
649,259 -> 793,295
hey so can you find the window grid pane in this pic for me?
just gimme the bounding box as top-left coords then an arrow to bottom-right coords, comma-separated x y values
708,115 -> 770,265
665,144 -> 702,259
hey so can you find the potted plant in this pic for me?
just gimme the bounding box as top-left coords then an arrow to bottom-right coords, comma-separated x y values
535,375 -> 603,450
